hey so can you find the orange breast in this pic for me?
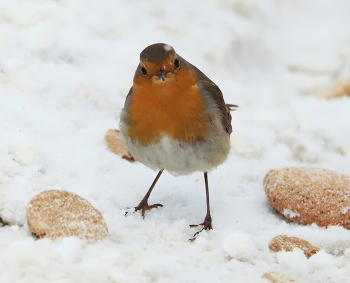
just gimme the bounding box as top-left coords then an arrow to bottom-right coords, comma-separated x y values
128,69 -> 208,146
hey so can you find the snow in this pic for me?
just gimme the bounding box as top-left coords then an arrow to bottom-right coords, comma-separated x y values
163,44 -> 173,52
283,209 -> 300,219
0,0 -> 350,282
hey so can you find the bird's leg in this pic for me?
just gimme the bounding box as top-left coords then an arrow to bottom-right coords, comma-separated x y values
134,170 -> 164,218
190,172 -> 213,237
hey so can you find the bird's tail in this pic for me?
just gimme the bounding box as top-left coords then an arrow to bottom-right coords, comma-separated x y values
226,104 -> 239,111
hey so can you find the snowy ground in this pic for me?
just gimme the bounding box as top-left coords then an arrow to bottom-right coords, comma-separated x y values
1,0 -> 350,282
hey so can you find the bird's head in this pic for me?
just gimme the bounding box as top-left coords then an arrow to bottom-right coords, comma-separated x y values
134,43 -> 183,85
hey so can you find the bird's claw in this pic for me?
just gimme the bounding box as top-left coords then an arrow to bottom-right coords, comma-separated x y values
134,202 -> 163,218
125,203 -> 163,217
189,215 -> 212,240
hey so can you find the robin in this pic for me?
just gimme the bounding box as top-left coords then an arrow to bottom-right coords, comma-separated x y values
120,43 -> 237,236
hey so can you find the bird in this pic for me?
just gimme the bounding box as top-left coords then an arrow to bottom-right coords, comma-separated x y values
119,43 -> 237,236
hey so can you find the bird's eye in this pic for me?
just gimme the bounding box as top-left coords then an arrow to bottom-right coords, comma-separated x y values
141,66 -> 147,76
174,58 -> 180,69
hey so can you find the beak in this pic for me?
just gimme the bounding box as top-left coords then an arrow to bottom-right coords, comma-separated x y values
156,70 -> 167,81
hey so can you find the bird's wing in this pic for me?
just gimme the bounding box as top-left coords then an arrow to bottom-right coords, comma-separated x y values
189,63 -> 234,135
123,86 -> 134,110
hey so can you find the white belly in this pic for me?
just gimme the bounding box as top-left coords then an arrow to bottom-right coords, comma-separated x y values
119,117 -> 230,176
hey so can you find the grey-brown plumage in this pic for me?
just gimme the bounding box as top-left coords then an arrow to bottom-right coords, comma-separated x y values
187,61 -> 236,135
140,43 -> 175,64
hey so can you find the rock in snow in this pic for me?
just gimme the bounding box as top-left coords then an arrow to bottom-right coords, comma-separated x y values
269,235 -> 320,258
27,190 -> 108,242
264,167 -> 350,229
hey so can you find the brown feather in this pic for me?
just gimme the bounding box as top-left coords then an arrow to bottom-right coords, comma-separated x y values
187,62 -> 235,135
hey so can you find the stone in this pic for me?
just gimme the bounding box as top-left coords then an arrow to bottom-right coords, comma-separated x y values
269,235 -> 320,258
27,190 -> 108,243
264,167 -> 350,229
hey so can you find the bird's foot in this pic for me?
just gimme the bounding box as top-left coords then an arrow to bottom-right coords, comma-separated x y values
134,201 -> 163,218
189,215 -> 212,240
